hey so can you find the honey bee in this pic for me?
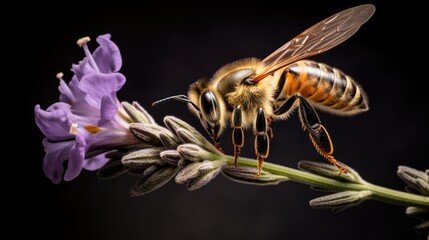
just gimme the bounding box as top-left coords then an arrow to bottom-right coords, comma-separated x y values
153,4 -> 375,175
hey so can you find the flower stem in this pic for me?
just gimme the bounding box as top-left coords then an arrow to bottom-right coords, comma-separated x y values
224,155 -> 429,209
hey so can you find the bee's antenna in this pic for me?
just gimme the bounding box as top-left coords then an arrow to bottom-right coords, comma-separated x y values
152,95 -> 200,111
152,95 -> 188,106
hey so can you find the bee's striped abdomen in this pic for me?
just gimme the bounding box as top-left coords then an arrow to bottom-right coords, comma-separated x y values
275,60 -> 368,115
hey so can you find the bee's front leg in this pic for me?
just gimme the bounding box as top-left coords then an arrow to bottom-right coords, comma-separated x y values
213,139 -> 223,153
267,117 -> 274,140
232,105 -> 244,166
254,107 -> 270,176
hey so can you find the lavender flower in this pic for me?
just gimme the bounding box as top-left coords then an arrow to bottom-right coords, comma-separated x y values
34,34 -> 139,184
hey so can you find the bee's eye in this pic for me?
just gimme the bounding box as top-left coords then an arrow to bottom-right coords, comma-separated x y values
200,90 -> 219,124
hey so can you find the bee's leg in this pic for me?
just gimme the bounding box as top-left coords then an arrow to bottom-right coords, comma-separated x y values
213,139 -> 223,153
298,96 -> 348,174
274,94 -> 348,174
254,107 -> 270,176
232,105 -> 244,166
267,117 -> 274,140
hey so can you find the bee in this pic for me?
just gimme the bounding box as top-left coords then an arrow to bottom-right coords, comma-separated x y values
153,4 -> 375,175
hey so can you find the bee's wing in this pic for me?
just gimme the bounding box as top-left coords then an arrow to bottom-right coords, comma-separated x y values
253,4 -> 375,82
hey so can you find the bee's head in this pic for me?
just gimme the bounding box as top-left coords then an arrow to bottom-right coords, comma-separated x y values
187,79 -> 223,141
152,79 -> 224,142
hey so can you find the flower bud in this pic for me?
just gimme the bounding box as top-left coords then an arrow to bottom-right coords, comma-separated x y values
122,101 -> 154,124
177,144 -> 216,162
405,206 -> 428,216
163,115 -> 201,139
160,150 -> 182,166
175,160 -> 225,185
132,101 -> 156,124
222,165 -> 288,186
298,160 -> 363,184
122,147 -> 165,168
129,166 -> 178,197
129,123 -> 173,146
159,133 -> 179,149
163,116 -> 220,153
186,168 -> 221,191
310,190 -> 372,212
397,166 -> 429,195
175,162 -> 206,184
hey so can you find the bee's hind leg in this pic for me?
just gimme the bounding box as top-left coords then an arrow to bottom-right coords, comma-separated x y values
232,105 -> 244,166
254,107 -> 270,176
274,94 -> 348,175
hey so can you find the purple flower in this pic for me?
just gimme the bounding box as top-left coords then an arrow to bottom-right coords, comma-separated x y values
35,34 -> 139,184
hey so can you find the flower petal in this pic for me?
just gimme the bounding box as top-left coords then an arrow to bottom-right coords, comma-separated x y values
89,130 -> 139,151
42,139 -> 74,184
71,58 -> 95,81
35,103 -> 76,141
66,77 -> 87,101
99,93 -> 119,125
58,79 -> 76,104
59,77 -> 101,120
64,130 -> 88,181
78,73 -> 125,109
83,155 -> 109,171
93,34 -> 122,73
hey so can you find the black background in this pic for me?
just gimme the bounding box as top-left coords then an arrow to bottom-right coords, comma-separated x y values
21,1 -> 428,239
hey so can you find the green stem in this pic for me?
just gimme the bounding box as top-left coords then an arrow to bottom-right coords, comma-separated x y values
223,155 -> 429,209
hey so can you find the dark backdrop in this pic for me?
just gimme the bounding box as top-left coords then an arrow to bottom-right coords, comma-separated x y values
22,1 -> 427,239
